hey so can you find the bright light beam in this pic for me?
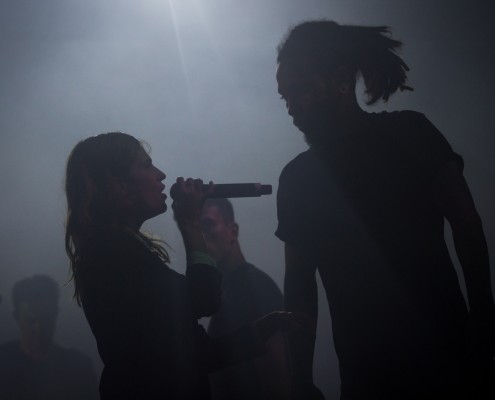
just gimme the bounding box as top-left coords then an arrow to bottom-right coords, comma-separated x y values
166,0 -> 194,108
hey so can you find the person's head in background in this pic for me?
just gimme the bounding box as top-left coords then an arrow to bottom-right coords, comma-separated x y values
12,275 -> 59,360
200,198 -> 245,272
276,19 -> 412,146
65,132 -> 168,305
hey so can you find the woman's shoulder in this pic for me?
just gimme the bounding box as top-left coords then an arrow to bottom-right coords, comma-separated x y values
78,227 -> 168,298
87,225 -> 135,241
85,226 -> 140,254
80,226 -> 155,274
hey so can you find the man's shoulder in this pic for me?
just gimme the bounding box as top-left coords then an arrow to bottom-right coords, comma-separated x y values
375,110 -> 426,125
241,263 -> 276,283
238,263 -> 283,297
281,148 -> 314,172
373,110 -> 440,142
279,147 -> 326,185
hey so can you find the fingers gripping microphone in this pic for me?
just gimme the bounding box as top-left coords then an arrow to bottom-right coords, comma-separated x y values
203,183 -> 272,198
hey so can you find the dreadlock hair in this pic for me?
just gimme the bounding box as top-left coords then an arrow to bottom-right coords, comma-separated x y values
277,19 -> 413,105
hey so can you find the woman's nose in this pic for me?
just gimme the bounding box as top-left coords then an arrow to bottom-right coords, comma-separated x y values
157,168 -> 166,181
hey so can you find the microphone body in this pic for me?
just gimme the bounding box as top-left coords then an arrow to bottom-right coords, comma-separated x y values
203,183 -> 272,198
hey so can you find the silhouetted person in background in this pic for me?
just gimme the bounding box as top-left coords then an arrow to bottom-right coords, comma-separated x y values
274,20 -> 495,399
0,274 -> 98,400
64,132 -> 302,399
201,198 -> 287,399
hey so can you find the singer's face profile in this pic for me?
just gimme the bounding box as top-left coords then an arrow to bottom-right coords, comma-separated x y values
125,147 -> 167,223
277,57 -> 339,144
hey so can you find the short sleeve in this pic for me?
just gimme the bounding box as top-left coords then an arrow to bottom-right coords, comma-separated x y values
275,158 -> 309,249
275,151 -> 332,252
275,163 -> 297,245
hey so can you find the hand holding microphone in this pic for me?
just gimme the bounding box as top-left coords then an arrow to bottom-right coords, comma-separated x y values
170,178 -> 206,228
170,178 -> 272,254
169,179 -> 272,227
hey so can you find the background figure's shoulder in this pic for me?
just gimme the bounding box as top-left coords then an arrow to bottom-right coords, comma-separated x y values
243,263 -> 281,290
242,263 -> 284,309
50,344 -> 99,399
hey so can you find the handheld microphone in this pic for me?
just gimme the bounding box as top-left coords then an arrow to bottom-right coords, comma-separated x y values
203,183 -> 272,198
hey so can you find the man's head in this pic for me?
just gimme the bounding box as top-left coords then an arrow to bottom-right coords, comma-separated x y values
276,56 -> 344,146
12,275 -> 60,358
276,20 -> 412,145
200,198 -> 244,270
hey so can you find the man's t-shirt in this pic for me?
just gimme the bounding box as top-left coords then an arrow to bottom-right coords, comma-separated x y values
276,111 -> 468,387
208,263 -> 284,400
208,263 -> 283,337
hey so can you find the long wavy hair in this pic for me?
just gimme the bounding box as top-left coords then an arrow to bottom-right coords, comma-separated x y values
277,20 -> 413,105
65,132 -> 169,305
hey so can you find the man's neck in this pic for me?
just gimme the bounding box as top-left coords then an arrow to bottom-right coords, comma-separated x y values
308,106 -> 370,149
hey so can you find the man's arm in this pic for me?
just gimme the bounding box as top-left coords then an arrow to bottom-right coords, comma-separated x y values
285,243 -> 319,320
435,161 -> 494,312
284,243 -> 324,399
435,161 -> 495,358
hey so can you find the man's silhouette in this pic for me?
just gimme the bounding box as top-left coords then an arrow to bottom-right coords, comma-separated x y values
0,275 -> 98,400
274,20 -> 495,399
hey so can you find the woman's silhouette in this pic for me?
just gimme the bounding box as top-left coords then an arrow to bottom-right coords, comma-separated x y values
65,132 -> 295,399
